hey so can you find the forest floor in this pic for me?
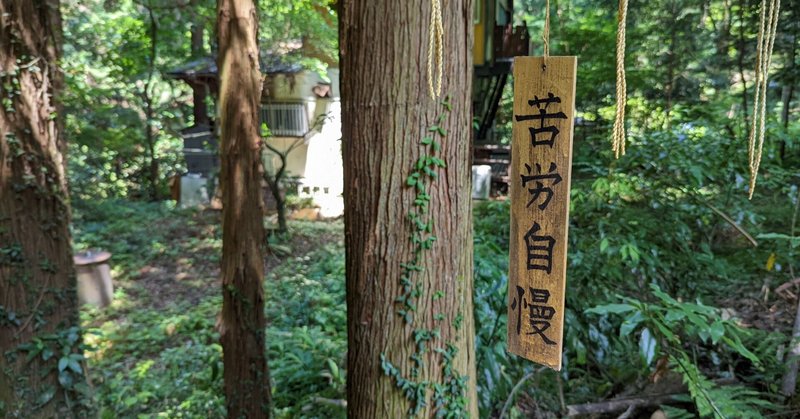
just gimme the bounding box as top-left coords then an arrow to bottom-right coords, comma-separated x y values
72,197 -> 796,418
74,200 -> 347,418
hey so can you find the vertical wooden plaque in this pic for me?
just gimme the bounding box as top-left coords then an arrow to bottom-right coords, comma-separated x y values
507,56 -> 576,370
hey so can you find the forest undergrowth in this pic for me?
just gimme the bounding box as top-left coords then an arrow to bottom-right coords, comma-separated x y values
72,178 -> 797,418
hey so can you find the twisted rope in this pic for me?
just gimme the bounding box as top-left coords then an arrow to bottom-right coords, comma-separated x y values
611,0 -> 629,158
542,0 -> 550,66
427,0 -> 443,99
748,0 -> 780,199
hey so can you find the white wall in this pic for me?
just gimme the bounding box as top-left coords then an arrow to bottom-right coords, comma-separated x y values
263,68 -> 343,217
299,99 -> 342,217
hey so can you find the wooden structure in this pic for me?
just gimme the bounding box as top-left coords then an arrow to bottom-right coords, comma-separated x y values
168,54 -> 345,216
507,56 -> 576,370
472,0 -> 529,194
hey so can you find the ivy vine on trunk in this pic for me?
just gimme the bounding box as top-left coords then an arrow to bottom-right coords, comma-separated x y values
0,0 -> 91,416
340,0 -> 478,416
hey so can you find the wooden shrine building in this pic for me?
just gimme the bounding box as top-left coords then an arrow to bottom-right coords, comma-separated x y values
473,0 -> 529,194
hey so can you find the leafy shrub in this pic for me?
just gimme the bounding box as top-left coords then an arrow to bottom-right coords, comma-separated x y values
588,284 -> 781,417
85,299 -> 225,418
266,244 -> 347,418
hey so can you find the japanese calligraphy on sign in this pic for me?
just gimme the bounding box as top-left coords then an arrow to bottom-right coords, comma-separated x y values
508,56 -> 576,371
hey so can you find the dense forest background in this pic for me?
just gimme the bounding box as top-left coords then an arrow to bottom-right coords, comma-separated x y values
2,0 -> 799,417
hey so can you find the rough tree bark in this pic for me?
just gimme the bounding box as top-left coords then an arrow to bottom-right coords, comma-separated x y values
217,0 -> 271,417
340,0 -> 478,417
0,0 -> 88,416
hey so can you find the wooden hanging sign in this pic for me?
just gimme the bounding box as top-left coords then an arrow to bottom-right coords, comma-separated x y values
507,56 -> 576,371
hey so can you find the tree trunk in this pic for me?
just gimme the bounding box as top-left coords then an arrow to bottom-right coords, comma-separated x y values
271,179 -> 288,233
144,94 -> 160,200
0,0 -> 88,416
340,0 -> 478,417
779,33 -> 796,162
143,4 -> 160,200
737,0 -> 749,129
217,0 -> 271,417
191,15 -> 210,126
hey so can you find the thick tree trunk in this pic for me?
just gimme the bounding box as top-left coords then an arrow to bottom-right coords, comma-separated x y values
340,0 -> 478,417
217,0 -> 271,417
0,0 -> 88,416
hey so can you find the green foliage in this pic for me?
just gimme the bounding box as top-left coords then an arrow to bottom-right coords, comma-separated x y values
471,182 -> 789,416
62,0 -> 199,200
85,299 -> 225,418
266,243 -> 347,418
72,199 -> 201,273
671,353 -> 775,419
588,284 -> 781,416
258,0 -> 338,71
74,200 -> 348,418
588,284 -> 759,363
472,201 -> 566,416
61,0 -> 800,416
6,327 -> 93,416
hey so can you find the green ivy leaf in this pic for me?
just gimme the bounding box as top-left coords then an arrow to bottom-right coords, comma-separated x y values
35,386 -> 56,408
58,357 -> 69,372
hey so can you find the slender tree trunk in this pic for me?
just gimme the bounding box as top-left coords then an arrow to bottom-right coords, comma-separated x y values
217,0 -> 271,417
261,146 -> 289,233
144,5 -> 160,200
144,94 -> 160,200
262,139 -> 304,233
261,159 -> 288,233
269,156 -> 288,233
779,33 -> 796,162
274,190 -> 287,232
664,3 -> 678,124
191,14 -> 210,126
737,0 -> 749,128
0,0 -> 88,416
340,0 -> 478,417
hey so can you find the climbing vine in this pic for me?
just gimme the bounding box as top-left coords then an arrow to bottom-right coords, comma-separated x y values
381,96 -> 469,417
0,23 -> 90,415
3,326 -> 93,416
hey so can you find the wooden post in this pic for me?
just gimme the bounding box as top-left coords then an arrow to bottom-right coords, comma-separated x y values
507,56 -> 576,370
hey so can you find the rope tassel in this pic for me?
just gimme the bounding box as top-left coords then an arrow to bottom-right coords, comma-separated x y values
427,0 -> 443,99
748,0 -> 780,199
611,0 -> 628,159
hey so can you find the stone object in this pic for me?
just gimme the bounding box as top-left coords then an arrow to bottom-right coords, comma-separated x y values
472,165 -> 492,199
74,250 -> 113,308
180,174 -> 210,208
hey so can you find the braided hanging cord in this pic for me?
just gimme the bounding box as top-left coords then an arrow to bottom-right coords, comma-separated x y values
542,0 -> 550,65
748,0 -> 780,199
611,0 -> 629,158
427,0 -> 444,99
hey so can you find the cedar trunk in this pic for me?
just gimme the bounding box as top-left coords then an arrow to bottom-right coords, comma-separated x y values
0,0 -> 87,415
217,0 -> 271,417
340,0 -> 478,417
